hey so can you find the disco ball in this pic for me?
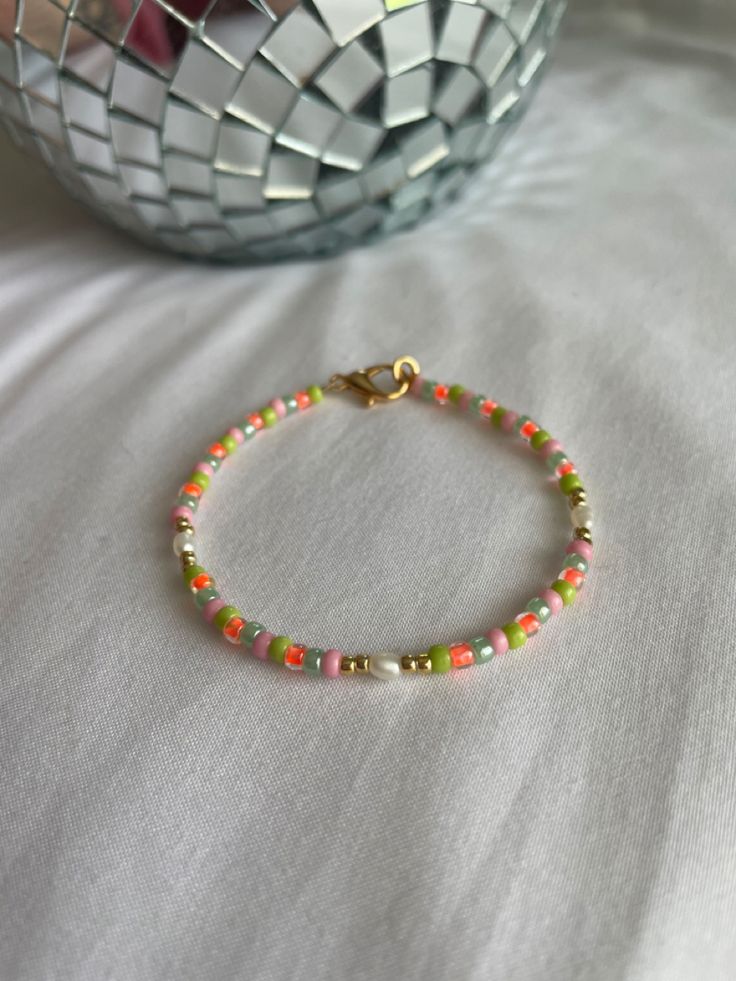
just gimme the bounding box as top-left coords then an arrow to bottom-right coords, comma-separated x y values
0,0 -> 566,261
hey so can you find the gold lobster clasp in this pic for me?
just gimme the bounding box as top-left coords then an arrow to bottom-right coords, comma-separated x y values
324,356 -> 421,408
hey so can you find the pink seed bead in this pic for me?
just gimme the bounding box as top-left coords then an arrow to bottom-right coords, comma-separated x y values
228,426 -> 245,445
252,631 -> 274,661
195,462 -> 215,477
566,540 -> 593,563
322,649 -> 343,678
486,627 -> 508,656
410,374 -> 425,397
171,505 -> 194,526
540,439 -> 563,460
270,397 -> 287,419
539,588 -> 564,616
501,410 -> 519,433
203,598 -> 227,623
458,390 -> 475,412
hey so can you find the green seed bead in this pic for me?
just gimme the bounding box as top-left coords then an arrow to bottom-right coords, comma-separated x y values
303,648 -> 325,676
551,579 -> 576,605
183,564 -> 205,585
428,644 -> 451,673
241,621 -> 265,647
306,384 -> 323,404
189,471 -> 210,491
177,494 -> 199,511
241,422 -> 257,440
559,473 -> 583,495
261,406 -> 278,428
268,635 -> 292,664
213,605 -> 242,630
221,434 -> 238,455
530,429 -> 551,450
502,622 -> 527,649
526,597 -> 552,624
491,405 -> 506,427
281,396 -> 298,416
421,379 -> 438,400
195,587 -> 220,609
562,554 -> 589,574
448,384 -> 465,404
546,451 -> 568,473
470,636 -> 494,664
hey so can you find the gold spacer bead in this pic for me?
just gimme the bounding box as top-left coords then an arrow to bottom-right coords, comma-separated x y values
400,654 -> 417,674
340,655 -> 356,676
568,489 -> 587,508
175,516 -> 193,532
574,527 -> 593,545
354,654 -> 370,674
181,551 -> 197,569
415,654 -> 431,675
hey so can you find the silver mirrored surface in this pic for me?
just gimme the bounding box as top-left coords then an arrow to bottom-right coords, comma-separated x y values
0,0 -> 567,261
383,67 -> 433,129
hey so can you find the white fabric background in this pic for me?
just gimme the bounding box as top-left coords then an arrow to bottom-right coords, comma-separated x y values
2,3 -> 735,979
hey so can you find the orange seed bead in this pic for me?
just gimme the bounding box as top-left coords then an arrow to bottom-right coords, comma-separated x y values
190,573 -> 213,592
284,644 -> 306,669
517,613 -> 541,636
560,568 -> 585,588
449,642 -> 474,668
223,616 -> 245,643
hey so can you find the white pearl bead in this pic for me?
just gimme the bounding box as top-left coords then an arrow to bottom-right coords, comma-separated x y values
173,531 -> 196,556
368,653 -> 402,680
570,505 -> 593,530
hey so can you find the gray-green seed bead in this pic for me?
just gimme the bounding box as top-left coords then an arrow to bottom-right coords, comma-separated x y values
421,379 -> 437,399
562,553 -> 589,574
526,597 -> 552,624
303,648 -> 325,676
470,636 -> 494,663
204,453 -> 222,471
241,422 -> 257,440
241,621 -> 266,647
546,450 -> 568,473
194,587 -> 219,609
469,395 -> 486,414
282,395 -> 298,415
177,493 -> 199,511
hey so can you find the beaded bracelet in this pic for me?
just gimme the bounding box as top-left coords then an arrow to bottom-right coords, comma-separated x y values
170,356 -> 593,681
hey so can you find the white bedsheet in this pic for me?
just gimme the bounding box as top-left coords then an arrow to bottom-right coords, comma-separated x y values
2,3 -> 735,979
